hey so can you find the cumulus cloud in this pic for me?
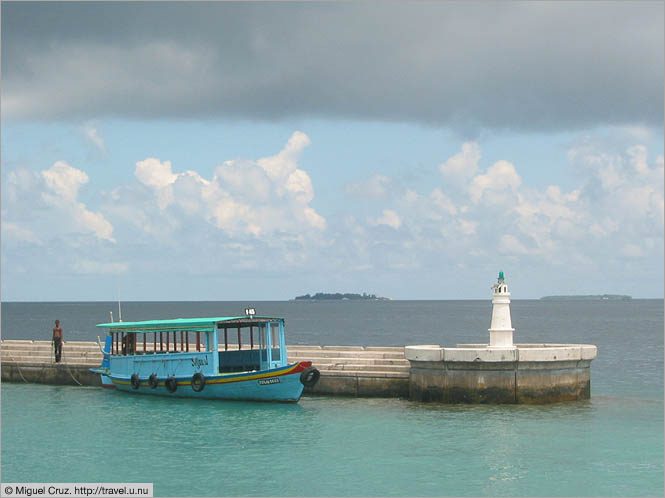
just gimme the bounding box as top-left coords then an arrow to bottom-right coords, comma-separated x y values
1,159 -> 117,299
439,142 -> 481,182
569,141 -> 664,225
468,160 -> 521,204
42,161 -> 89,201
38,161 -> 115,242
340,140 -> 662,283
135,157 -> 181,210
129,131 -> 325,238
369,209 -> 402,230
2,132 -> 663,299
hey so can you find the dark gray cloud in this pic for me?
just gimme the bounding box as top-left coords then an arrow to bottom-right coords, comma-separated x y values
2,1 -> 663,132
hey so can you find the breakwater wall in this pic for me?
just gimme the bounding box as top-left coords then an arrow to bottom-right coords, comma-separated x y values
0,340 -> 409,397
406,343 -> 597,403
2,340 -> 597,403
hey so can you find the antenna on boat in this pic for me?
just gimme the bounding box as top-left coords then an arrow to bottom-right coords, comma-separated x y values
109,311 -> 114,323
116,281 -> 123,323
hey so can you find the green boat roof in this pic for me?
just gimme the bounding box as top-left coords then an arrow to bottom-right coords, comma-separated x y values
96,316 -> 283,331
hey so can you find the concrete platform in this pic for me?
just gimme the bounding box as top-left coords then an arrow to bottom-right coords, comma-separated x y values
405,343 -> 597,403
1,340 -> 408,398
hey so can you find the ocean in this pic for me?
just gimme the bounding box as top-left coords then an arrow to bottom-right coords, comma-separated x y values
1,299 -> 663,496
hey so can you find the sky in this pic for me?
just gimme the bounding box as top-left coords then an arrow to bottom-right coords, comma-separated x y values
1,1 -> 663,301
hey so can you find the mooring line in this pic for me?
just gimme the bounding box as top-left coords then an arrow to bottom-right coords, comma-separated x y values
3,349 -> 30,383
60,346 -> 83,386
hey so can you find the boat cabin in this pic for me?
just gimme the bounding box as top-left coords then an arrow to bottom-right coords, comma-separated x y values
96,316 -> 288,380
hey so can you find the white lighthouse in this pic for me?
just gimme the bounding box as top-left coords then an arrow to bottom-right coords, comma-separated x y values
489,271 -> 515,348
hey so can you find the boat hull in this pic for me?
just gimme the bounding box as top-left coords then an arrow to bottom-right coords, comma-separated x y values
106,362 -> 309,402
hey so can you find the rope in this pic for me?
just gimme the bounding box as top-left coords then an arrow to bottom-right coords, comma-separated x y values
3,342 -> 83,386
3,350 -> 30,383
60,344 -> 83,386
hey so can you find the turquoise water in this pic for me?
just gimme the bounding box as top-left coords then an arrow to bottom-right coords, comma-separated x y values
1,384 -> 663,497
2,299 -> 663,496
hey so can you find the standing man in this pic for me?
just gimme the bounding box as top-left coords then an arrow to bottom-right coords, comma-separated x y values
52,319 -> 63,362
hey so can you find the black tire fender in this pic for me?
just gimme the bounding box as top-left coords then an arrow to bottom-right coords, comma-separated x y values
130,373 -> 140,390
191,372 -> 206,392
300,366 -> 320,387
148,374 -> 159,389
165,376 -> 178,393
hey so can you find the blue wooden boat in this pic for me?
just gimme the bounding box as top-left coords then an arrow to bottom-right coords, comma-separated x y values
90,315 -> 319,402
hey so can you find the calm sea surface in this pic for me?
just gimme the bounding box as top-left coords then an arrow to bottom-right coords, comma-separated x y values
1,300 -> 663,496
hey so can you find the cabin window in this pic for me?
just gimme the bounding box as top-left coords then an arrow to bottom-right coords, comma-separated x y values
119,332 -> 137,355
259,325 -> 267,350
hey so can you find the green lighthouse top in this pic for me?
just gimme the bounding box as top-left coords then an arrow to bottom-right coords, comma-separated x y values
498,271 -> 504,281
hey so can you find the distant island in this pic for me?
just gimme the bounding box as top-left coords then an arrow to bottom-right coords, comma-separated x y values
540,294 -> 632,301
294,292 -> 391,301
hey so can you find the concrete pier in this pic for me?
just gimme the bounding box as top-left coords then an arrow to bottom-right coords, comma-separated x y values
1,274 -> 597,404
404,272 -> 598,403
0,340 -> 409,397
405,343 -> 596,403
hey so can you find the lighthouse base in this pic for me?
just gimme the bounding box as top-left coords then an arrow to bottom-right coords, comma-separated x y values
405,344 -> 596,404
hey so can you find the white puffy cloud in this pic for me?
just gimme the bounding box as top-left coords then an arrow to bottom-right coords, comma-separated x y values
37,161 -> 115,242
439,142 -> 481,182
135,157 -> 180,210
135,157 -> 178,189
3,132 -> 662,300
42,161 -> 89,201
469,160 -> 521,204
569,142 -> 664,225
341,140 -> 662,286
129,131 -> 325,239
369,209 -> 402,229
256,131 -> 313,201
